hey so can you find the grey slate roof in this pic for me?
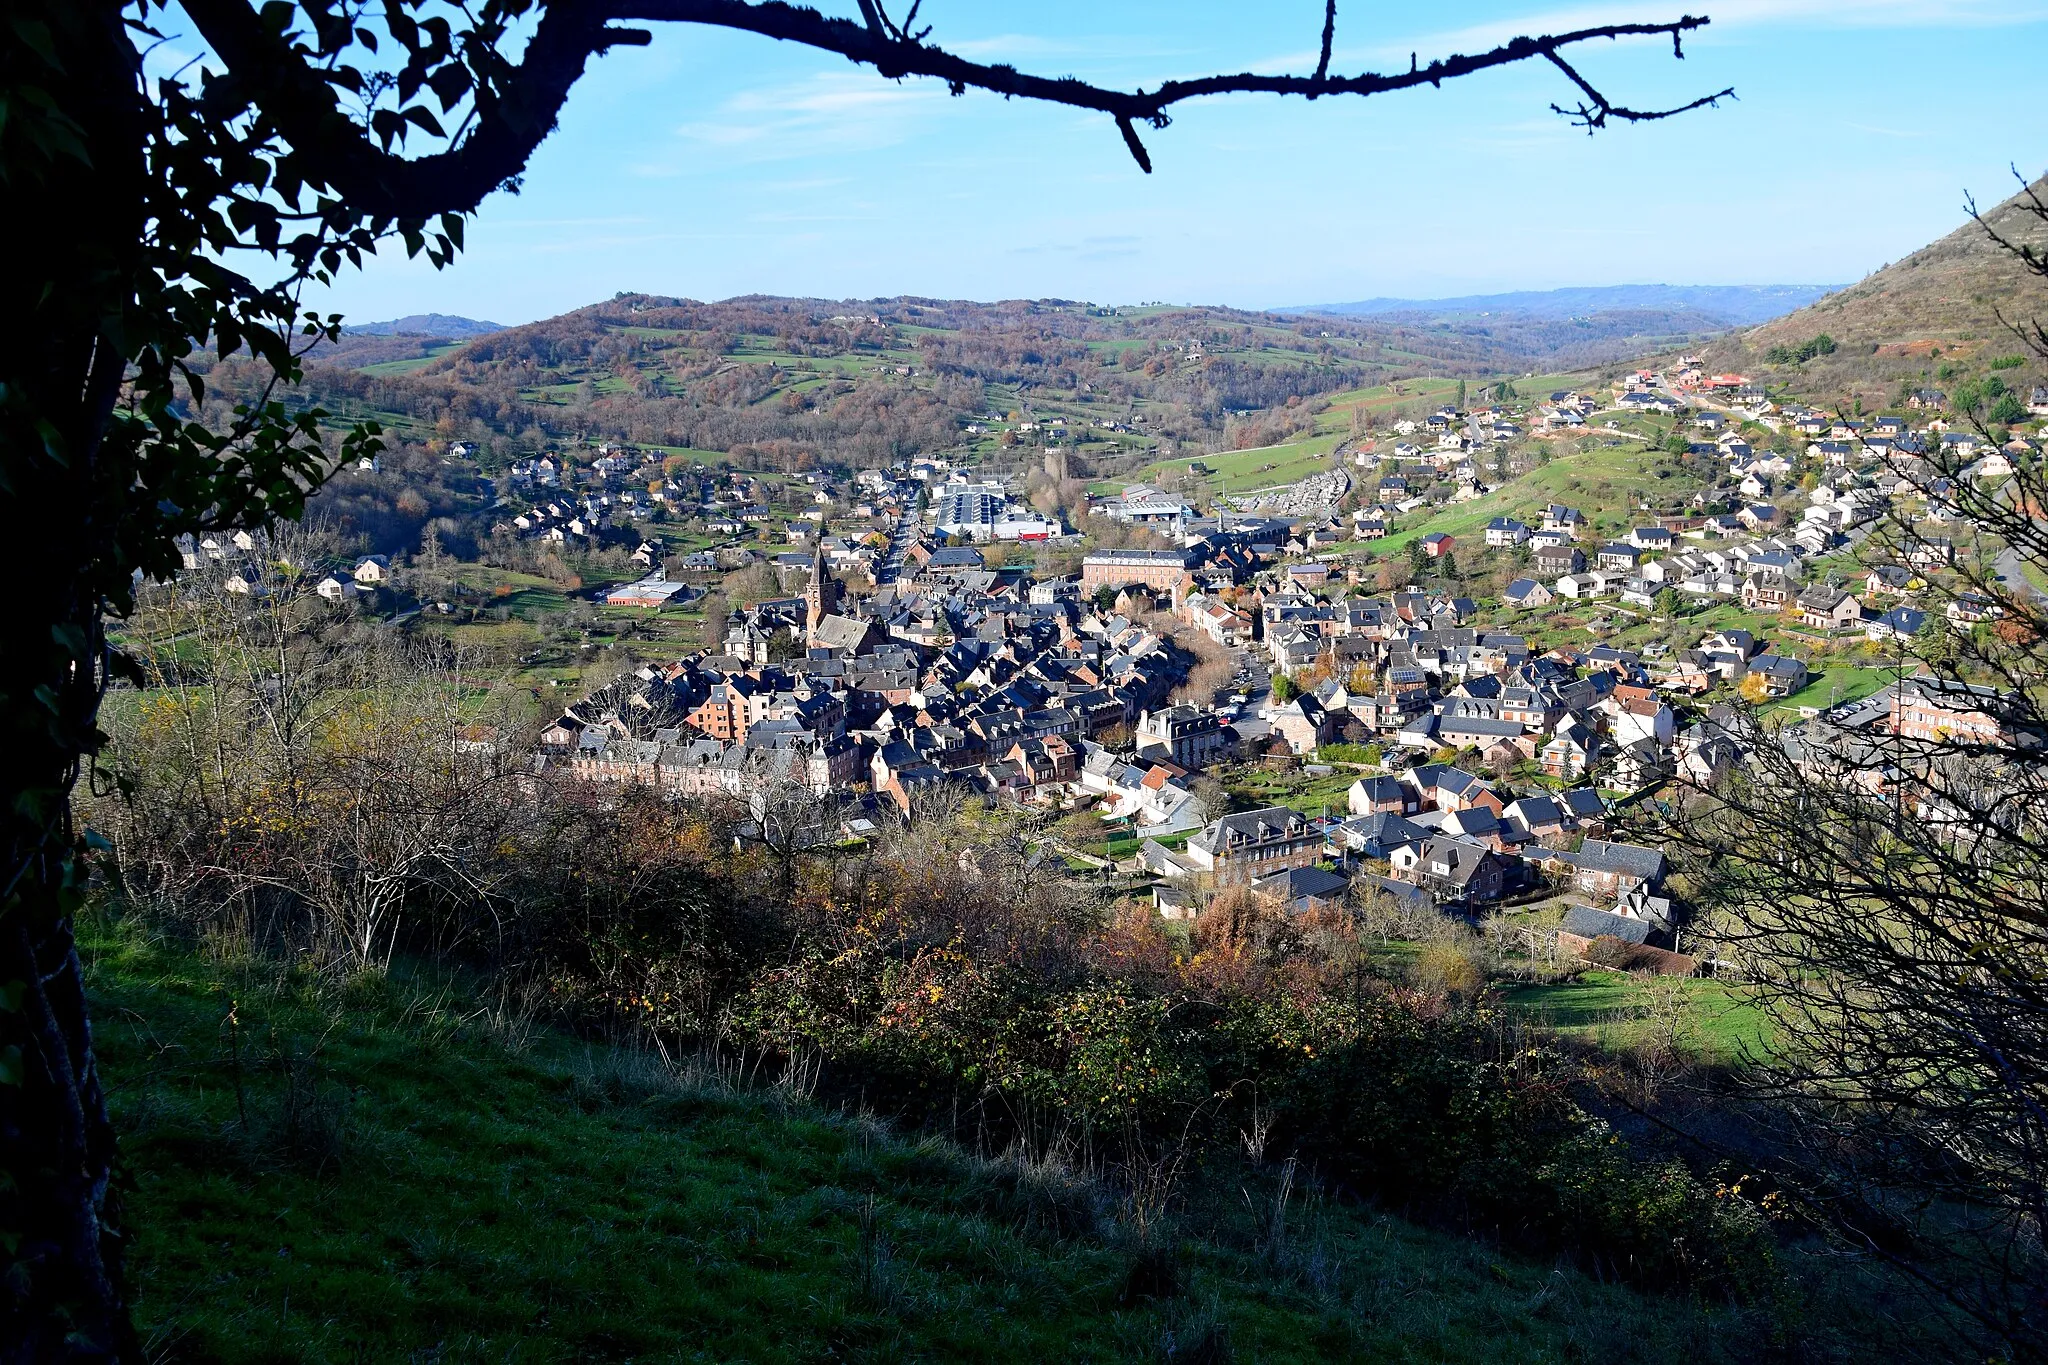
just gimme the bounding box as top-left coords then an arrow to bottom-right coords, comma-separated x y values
1252,865 -> 1351,903
1566,838 -> 1667,882
1560,788 -> 1607,820
1559,905 -> 1653,945
1335,812 -> 1429,856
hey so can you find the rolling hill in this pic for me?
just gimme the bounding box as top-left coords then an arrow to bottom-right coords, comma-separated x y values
344,313 -> 506,337
261,291 -> 1731,482
1700,175 -> 2048,407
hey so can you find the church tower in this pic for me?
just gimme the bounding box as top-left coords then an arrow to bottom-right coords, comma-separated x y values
804,539 -> 839,641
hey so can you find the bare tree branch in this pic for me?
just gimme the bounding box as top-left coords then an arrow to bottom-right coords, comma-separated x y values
182,0 -> 651,221
182,0 -> 1734,228
1313,0 -> 1337,90
1544,46 -> 1734,131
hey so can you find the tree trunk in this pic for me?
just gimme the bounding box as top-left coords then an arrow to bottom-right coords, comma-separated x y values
1,4 -> 147,1358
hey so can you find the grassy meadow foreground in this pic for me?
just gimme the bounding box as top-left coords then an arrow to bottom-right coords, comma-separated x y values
92,922 -> 1859,1365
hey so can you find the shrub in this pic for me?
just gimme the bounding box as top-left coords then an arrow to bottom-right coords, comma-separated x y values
1764,334 -> 1836,365
725,942 -> 1777,1299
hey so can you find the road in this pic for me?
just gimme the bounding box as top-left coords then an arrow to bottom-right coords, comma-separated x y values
1995,545 -> 2047,604
1228,647 -> 1275,743
875,503 -> 918,585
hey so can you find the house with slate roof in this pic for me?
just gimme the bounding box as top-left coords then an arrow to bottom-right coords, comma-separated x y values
1390,835 -> 1515,904
1543,838 -> 1667,903
1252,865 -> 1351,916
1185,806 -> 1323,887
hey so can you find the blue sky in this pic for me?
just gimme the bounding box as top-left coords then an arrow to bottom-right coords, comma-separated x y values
286,0 -> 2048,324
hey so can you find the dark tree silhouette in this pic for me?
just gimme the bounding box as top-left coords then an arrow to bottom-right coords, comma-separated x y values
0,2 -> 1726,1355
1639,171 -> 2048,1362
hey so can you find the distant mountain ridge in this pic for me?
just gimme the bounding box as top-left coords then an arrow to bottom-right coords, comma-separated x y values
1287,285 -> 1839,327
343,313 -> 504,337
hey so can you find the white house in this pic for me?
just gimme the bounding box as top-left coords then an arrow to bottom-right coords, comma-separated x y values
1556,571 -> 1612,600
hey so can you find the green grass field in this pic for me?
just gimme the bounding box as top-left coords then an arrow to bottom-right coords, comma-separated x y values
1221,762 -> 1356,819
83,924 -> 1763,1365
355,342 -> 468,377
449,563 -> 578,618
1499,973 -> 1772,1063
1088,369 -> 1603,502
1103,828 -> 1196,860
1090,437 -> 1344,498
1362,440 -> 1704,556
1770,664 -> 1903,714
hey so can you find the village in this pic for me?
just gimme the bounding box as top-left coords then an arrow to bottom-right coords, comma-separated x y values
491,352 -> 2028,977
153,342 -> 2035,985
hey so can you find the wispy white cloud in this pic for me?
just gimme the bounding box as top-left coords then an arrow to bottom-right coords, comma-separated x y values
757,175 -> 856,193
1239,0 -> 2046,72
519,232 -> 723,255
1010,233 -> 1145,262
940,30 -> 1199,68
941,32 -> 1092,59
748,211 -> 887,223
657,71 -> 945,166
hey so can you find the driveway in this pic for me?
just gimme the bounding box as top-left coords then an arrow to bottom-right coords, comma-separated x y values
1995,544 -> 2046,604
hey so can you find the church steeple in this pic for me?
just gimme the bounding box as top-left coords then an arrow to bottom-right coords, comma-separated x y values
804,538 -> 839,641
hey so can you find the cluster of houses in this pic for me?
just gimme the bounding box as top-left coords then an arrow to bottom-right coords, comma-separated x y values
1134,774 -> 1683,963
1128,651 -> 2023,966
173,530 -> 391,602
540,539 -> 1210,820
493,495 -> 622,546
1244,580 -> 1715,785
495,443 -> 1081,570
497,448 -> 851,545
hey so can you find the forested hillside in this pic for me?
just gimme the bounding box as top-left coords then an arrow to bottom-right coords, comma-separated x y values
204,293 -> 1733,477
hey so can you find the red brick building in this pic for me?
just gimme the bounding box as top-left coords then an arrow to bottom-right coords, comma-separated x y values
1080,548 -> 1196,595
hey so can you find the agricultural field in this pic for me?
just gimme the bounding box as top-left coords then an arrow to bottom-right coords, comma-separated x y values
1089,373 -> 1585,501
355,341 -> 468,377
1095,437 -> 1346,498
